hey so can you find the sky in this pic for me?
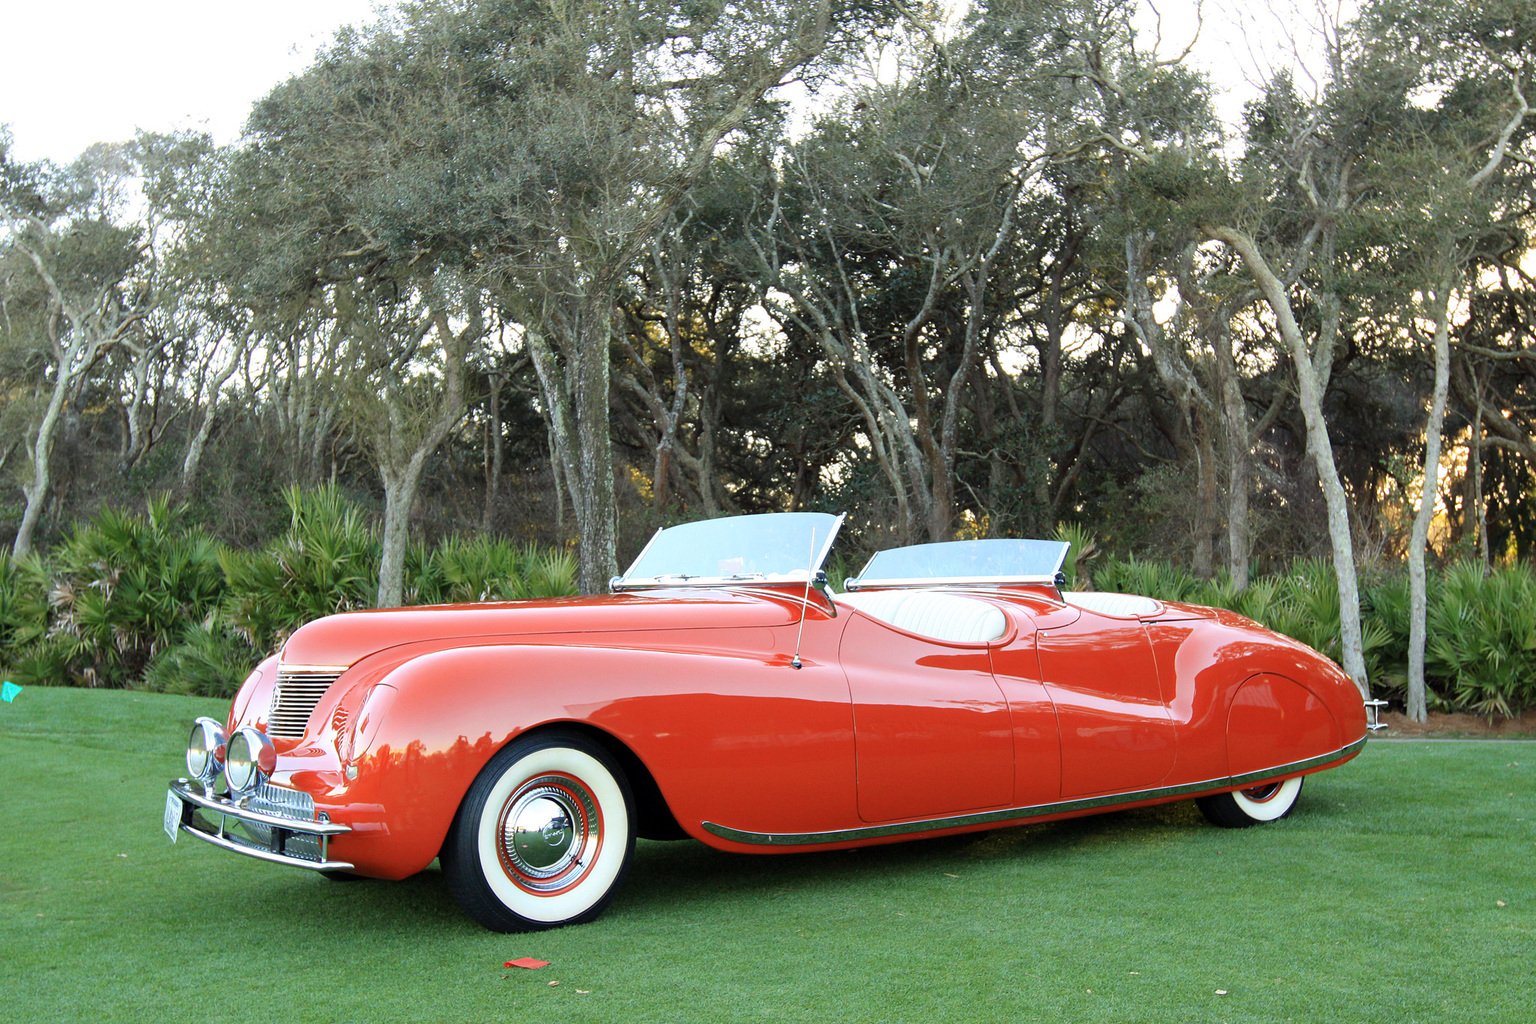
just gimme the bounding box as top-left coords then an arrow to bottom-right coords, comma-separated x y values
1,0 -> 381,164
1,1 -> 1327,167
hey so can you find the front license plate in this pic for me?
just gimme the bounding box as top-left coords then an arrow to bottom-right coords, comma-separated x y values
164,790 -> 182,843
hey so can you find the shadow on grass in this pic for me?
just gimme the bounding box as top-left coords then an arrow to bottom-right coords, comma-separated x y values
223,800 -> 1212,935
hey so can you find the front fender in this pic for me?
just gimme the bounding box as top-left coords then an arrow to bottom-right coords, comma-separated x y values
325,638 -> 856,876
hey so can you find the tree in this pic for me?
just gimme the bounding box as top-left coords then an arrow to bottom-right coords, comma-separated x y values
336,277 -> 475,608
241,0 -> 897,591
1,141 -> 146,556
1348,0 -> 1535,720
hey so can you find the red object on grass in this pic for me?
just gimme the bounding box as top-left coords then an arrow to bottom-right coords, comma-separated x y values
505,958 -> 550,969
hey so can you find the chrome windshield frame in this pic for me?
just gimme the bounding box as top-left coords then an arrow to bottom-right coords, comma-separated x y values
610,512 -> 846,592
845,538 -> 1071,591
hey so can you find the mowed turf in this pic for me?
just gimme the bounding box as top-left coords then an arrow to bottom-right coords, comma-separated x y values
1,686 -> 1530,1023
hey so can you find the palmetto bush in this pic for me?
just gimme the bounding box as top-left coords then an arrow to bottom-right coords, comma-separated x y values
0,552 -> 51,680
18,497 -> 228,688
4,487 -> 579,695
11,500 -> 1534,715
408,536 -> 578,605
1423,561 -> 1536,717
1093,555 -> 1204,603
141,619 -> 264,698
0,552 -> 47,645
219,485 -> 381,654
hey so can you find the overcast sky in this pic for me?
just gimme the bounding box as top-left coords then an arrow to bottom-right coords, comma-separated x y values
2,2 -> 1317,167
2,1 -> 381,163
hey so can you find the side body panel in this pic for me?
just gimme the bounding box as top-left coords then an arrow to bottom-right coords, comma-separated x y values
1145,605 -> 1367,788
838,613 -> 1013,822
1035,613 -> 1178,797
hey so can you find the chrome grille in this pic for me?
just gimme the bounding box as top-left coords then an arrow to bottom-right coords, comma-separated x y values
248,781 -> 318,822
268,667 -> 345,738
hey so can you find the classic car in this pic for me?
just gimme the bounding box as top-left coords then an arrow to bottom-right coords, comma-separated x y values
166,512 -> 1368,932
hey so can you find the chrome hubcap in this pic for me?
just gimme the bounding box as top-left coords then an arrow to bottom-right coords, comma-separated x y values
496,774 -> 600,892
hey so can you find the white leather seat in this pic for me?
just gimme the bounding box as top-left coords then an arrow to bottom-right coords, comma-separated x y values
1063,591 -> 1160,618
837,590 -> 1008,643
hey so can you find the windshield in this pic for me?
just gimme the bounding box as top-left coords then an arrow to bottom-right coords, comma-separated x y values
847,538 -> 1069,589
613,512 -> 845,590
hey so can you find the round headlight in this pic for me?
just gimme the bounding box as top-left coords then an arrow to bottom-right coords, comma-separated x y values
226,725 -> 276,795
186,717 -> 228,785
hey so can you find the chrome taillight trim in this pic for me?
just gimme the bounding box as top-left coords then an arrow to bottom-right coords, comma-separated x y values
268,665 -> 347,739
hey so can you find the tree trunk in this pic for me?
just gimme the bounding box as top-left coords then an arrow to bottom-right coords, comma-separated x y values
1205,224 -> 1370,695
572,288 -> 619,594
180,330 -> 246,495
372,307 -> 469,608
1210,316 -> 1251,588
1406,276 -> 1455,723
483,370 -> 505,532
13,371 -> 70,558
376,474 -> 416,609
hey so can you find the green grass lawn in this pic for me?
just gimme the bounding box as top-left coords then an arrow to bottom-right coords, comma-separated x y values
2,686 -> 1531,1023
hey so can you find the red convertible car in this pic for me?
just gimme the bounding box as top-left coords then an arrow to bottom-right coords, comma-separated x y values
167,512 -> 1367,932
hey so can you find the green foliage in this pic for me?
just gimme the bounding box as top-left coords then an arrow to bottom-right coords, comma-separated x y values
1092,555 -> 1204,603
2,487 -> 580,693
219,486 -> 381,653
1423,561 -> 1536,718
141,620 -> 260,699
0,552 -> 49,659
1051,523 -> 1099,590
408,536 -> 578,604
8,487 -> 1536,716
20,497 -> 227,688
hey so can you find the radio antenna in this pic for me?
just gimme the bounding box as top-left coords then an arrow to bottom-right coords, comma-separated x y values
791,527 -> 818,670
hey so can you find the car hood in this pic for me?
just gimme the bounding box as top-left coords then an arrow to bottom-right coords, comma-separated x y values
278,587 -> 813,668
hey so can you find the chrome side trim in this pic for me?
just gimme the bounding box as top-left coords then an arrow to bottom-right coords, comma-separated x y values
702,737 -> 1368,847
276,663 -> 352,674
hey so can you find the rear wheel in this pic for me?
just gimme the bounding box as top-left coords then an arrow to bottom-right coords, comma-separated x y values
1196,776 -> 1304,828
442,731 -> 634,932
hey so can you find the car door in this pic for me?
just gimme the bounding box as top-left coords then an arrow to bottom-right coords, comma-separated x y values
839,602 -> 1015,823
1031,609 -> 1178,798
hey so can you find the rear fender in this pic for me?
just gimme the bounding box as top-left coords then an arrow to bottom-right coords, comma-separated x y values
1226,673 -> 1342,778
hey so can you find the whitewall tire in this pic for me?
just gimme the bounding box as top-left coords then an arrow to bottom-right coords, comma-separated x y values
1196,776 -> 1304,828
443,731 -> 635,932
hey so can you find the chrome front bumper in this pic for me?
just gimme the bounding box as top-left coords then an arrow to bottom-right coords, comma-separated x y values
165,779 -> 354,872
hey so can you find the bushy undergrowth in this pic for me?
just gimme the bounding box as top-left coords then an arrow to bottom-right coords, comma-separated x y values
0,487 -> 576,698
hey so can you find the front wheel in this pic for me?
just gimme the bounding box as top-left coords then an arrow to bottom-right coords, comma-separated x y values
442,731 -> 635,932
1196,776 -> 1304,828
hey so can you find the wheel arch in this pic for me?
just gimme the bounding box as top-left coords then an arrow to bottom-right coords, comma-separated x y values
1224,671 -> 1342,778
488,720 -> 688,842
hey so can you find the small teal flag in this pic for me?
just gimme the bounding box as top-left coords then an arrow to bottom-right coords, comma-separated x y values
1,681 -> 20,703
